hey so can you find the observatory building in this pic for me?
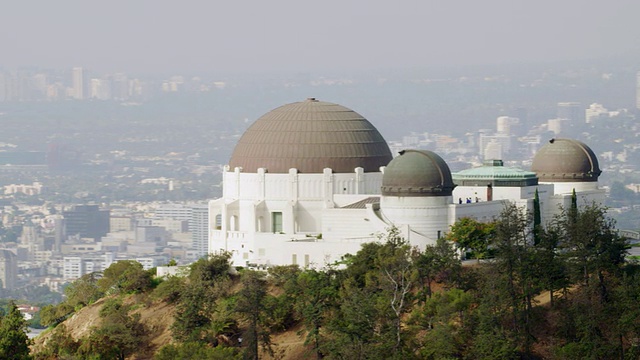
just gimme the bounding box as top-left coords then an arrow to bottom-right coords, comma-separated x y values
209,99 -> 605,268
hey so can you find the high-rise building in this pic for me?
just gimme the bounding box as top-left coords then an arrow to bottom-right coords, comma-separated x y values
190,204 -> 209,259
90,78 -> 111,100
0,250 -> 17,290
483,139 -> 503,160
547,118 -> 567,135
154,204 -> 192,221
71,67 -> 85,100
62,205 -> 110,241
479,133 -> 512,160
496,116 -> 519,135
585,103 -> 609,123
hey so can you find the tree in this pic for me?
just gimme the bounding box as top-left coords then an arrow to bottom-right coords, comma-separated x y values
0,301 -> 32,360
78,298 -> 147,360
560,203 -> 628,300
374,227 -> 418,354
40,302 -> 74,328
65,272 -> 103,308
235,270 -> 269,360
537,221 -> 568,306
410,288 -> 473,358
489,203 -> 540,356
413,236 -> 461,300
324,277 -> 382,360
152,275 -> 185,303
155,342 -> 241,360
171,253 -> 233,343
172,284 -> 215,342
189,253 -> 232,287
446,217 -> 495,261
293,269 -> 337,359
533,188 -> 542,245
98,260 -> 153,295
35,324 -> 79,359
324,227 -> 419,359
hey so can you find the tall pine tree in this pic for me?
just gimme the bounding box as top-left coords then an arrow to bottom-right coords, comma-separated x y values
0,301 -> 32,360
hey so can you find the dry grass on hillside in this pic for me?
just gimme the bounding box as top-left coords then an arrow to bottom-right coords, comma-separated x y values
32,295 -> 177,359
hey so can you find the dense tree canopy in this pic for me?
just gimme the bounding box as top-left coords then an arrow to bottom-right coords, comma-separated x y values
31,203 -> 638,359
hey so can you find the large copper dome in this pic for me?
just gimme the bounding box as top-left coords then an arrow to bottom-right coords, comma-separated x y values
531,138 -> 601,182
382,150 -> 456,197
228,98 -> 392,173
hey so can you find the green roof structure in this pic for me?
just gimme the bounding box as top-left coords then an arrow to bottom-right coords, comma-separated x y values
452,160 -> 538,187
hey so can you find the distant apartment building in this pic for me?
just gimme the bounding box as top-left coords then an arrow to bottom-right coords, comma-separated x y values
547,118 -> 567,135
34,250 -> 54,263
585,103 -> 610,123
135,256 -> 169,270
4,182 -> 44,196
151,218 -> 188,233
496,116 -> 519,135
0,249 -> 17,290
63,253 -> 115,280
190,204 -> 209,259
90,78 -> 111,100
154,203 -> 192,221
110,216 -> 134,232
60,242 -> 102,254
135,226 -> 168,246
483,139 -> 503,161
479,133 -> 512,160
63,257 -> 83,280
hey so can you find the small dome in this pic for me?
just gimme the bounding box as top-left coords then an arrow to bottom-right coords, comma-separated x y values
228,98 -> 392,173
531,138 -> 601,182
382,150 -> 455,196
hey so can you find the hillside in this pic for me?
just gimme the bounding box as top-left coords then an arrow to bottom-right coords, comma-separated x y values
33,295 -> 175,359
28,205 -> 640,359
33,292 -> 312,360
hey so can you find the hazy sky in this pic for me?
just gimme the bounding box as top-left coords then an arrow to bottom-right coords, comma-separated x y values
2,0 -> 639,73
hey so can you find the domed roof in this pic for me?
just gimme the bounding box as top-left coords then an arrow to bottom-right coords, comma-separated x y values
382,150 -> 455,197
228,98 -> 392,173
531,138 -> 601,182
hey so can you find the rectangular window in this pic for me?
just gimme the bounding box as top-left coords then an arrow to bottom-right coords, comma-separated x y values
272,212 -> 283,233
304,254 -> 310,267
291,254 -> 297,265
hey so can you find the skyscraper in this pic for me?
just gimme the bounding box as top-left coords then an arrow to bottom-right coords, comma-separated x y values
0,250 -> 17,290
190,204 -> 209,259
71,67 -> 85,100
62,205 -> 110,241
